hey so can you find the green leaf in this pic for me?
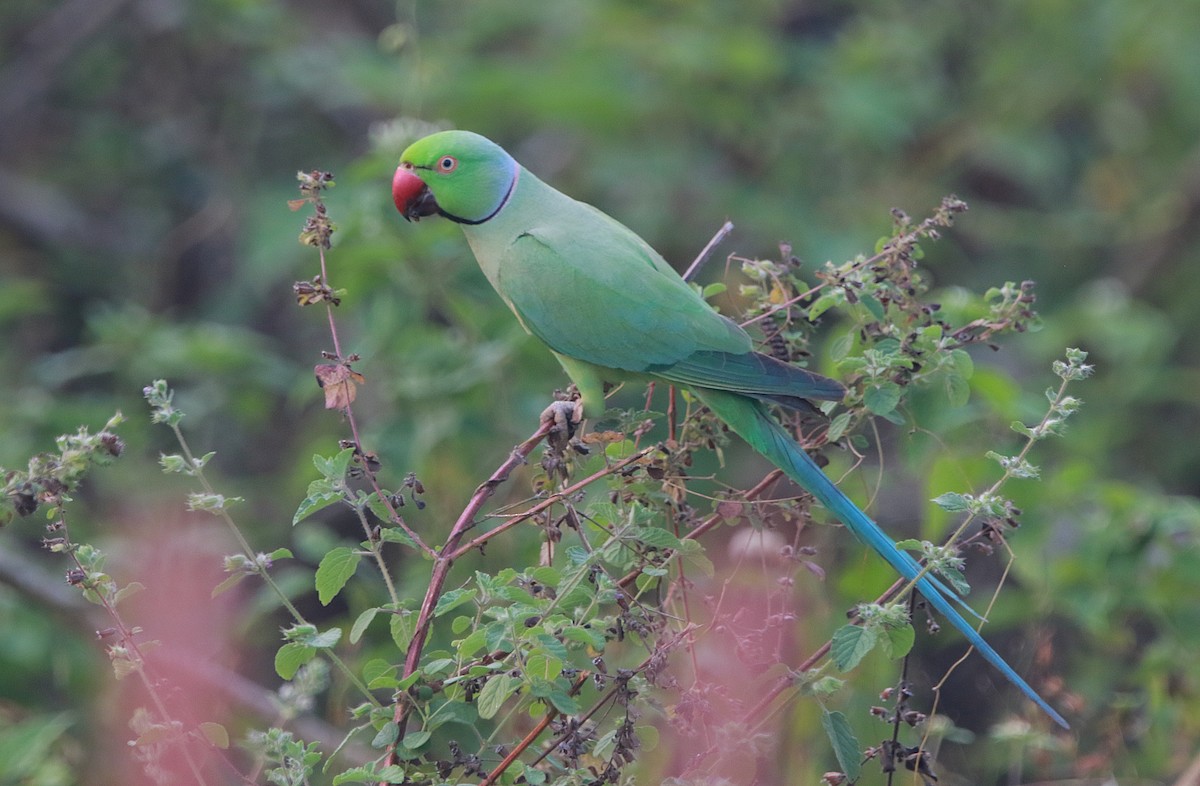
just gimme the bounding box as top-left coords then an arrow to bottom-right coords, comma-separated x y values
830,624 -> 878,671
826,411 -> 853,443
275,642 -> 316,680
863,382 -> 902,416
211,571 -> 247,598
309,627 -> 342,649
362,658 -> 397,689
113,581 -> 145,605
525,649 -> 563,681
859,293 -> 885,321
314,447 -> 356,480
390,610 -> 415,650
434,587 -> 478,617
371,721 -> 399,749
546,688 -> 581,715
829,331 -> 855,361
349,607 -> 379,644
634,527 -> 682,550
376,526 -> 418,548
315,546 -> 360,605
527,566 -> 562,588
199,722 -> 229,749
702,282 -> 727,299
807,293 -> 839,321
268,547 -> 294,560
931,492 -> 970,512
477,674 -> 519,720
949,348 -> 974,378
293,489 -> 342,526
400,730 -> 431,751
820,709 -> 862,780
944,373 -> 971,408
881,623 -> 915,660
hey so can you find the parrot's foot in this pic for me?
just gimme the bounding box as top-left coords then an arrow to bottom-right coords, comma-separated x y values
540,399 -> 583,436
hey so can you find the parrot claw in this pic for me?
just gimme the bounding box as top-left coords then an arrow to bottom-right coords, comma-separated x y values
540,399 -> 583,436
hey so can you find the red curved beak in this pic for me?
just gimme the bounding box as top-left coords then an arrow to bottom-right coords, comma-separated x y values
392,166 -> 439,222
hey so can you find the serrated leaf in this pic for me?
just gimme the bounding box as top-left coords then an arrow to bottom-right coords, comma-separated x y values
477,674 -> 518,719
864,383 -> 902,416
331,767 -> 374,785
682,548 -> 715,578
199,722 -> 229,749
376,526 -> 417,548
371,721 -> 399,749
935,564 -> 972,596
860,293 -> 885,321
525,650 -> 563,681
309,627 -> 342,649
931,492 -> 970,512
390,610 -> 415,650
881,624 -> 915,660
401,730 -> 431,751
546,688 -> 581,715
315,546 -> 360,606
807,293 -> 839,321
211,572 -> 247,598
562,624 -> 606,649
634,527 -> 682,550
293,490 -> 342,526
274,642 -> 315,680
113,581 -> 146,605
314,447 -> 356,480
829,331 -> 855,361
349,607 -> 379,644
820,710 -> 862,780
830,624 -> 878,671
362,658 -> 395,688
456,628 -> 488,658
434,588 -> 478,617
944,373 -> 971,408
1011,420 -> 1037,438
826,411 -> 852,443
527,566 -> 562,588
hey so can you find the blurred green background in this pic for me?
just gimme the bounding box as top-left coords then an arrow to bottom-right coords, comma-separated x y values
2,0 -> 1199,783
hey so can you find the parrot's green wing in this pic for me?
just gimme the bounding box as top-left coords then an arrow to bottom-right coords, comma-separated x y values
495,210 -> 843,404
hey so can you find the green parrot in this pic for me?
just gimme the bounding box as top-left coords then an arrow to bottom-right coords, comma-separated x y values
391,129 -> 1068,729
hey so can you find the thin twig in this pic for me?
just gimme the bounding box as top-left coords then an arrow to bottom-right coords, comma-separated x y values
682,220 -> 734,282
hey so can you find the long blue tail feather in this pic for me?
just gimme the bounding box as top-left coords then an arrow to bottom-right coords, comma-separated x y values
694,388 -> 1069,729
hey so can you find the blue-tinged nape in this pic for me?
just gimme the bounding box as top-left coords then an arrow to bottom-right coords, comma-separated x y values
692,387 -> 1069,729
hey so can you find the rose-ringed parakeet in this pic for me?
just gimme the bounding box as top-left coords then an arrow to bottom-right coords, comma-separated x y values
390,129 -> 1067,729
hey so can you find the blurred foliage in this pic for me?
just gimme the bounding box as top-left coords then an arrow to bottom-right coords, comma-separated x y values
1,0 -> 1199,783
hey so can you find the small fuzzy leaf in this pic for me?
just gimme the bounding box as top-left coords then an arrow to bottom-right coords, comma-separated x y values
477,674 -> 519,720
821,710 -> 862,780
434,588 -> 478,617
315,547 -> 360,606
274,643 -> 315,680
931,492 -> 970,512
864,383 -> 902,416
830,624 -> 878,671
881,624 -> 916,660
349,607 -> 379,644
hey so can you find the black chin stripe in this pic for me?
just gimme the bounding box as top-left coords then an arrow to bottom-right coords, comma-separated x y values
440,168 -> 519,225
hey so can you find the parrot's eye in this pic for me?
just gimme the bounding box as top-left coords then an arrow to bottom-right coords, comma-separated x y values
437,156 -> 458,172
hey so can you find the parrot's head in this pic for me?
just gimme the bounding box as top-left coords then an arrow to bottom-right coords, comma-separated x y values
393,130 -> 518,225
